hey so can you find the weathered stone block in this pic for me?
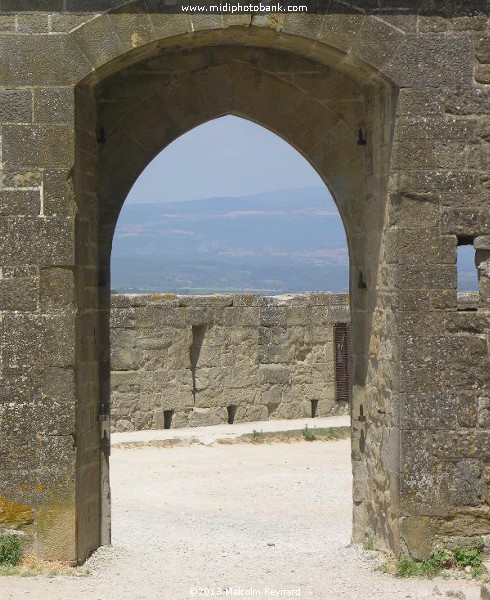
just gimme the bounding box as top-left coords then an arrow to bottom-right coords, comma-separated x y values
109,3 -> 155,50
282,13 -> 323,39
259,364 -> 291,385
379,14 -> 418,34
431,512 -> 490,541
445,88 -> 490,116
16,14 -> 50,33
235,404 -> 268,423
318,5 -> 364,52
0,170 -> 42,189
401,391 -> 477,430
351,17 -> 404,69
0,271 -> 38,311
50,13 -> 97,33
400,517 -> 433,560
0,216 -> 74,266
188,407 -> 227,427
442,208 -> 490,236
40,268 -> 74,312
3,125 -> 74,168
273,400 -> 307,419
476,64 -> 490,84
383,34 -> 473,88
392,140 -> 435,170
110,340 -> 144,372
0,190 -> 40,216
418,16 -> 447,33
397,264 -> 456,290
450,15 -> 488,31
395,229 -> 456,265
72,13 -> 124,69
3,313 -> 75,370
0,15 -> 16,32
0,89 -> 32,123
109,307 -> 135,329
30,368 -> 77,433
396,116 -> 477,143
260,304 -> 287,327
285,306 -> 311,326
400,170 -> 479,195
0,36 -> 90,86
397,88 -> 443,116
134,305 -> 186,328
111,371 -> 141,393
259,340 -> 296,364
146,8 -> 191,39
42,170 -> 77,217
34,88 -> 75,123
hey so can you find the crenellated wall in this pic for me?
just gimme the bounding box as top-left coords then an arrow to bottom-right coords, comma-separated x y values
110,293 -> 350,432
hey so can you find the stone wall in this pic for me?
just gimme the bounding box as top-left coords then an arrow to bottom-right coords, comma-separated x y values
1,2 -> 489,563
110,293 -> 350,432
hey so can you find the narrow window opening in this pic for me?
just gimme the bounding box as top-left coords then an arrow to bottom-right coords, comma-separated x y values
334,322 -> 350,403
311,400 -> 319,418
164,410 -> 174,430
190,325 -> 207,367
457,237 -> 479,310
227,405 -> 237,425
190,325 -> 207,404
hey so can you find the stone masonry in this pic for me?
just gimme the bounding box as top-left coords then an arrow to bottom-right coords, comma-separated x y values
110,293 -> 350,432
0,1 -> 489,565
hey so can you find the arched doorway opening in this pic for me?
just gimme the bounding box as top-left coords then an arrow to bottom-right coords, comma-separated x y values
107,116 -> 354,577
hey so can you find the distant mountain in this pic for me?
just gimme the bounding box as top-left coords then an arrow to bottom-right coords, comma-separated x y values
111,187 -> 349,294
110,186 -> 478,294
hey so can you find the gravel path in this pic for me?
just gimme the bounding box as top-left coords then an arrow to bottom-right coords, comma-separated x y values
0,439 -> 482,599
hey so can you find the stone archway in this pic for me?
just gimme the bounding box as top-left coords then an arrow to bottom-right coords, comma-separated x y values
0,3 -> 488,566
74,30 -> 396,562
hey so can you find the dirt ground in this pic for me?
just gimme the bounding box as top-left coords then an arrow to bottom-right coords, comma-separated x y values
0,439 -> 482,599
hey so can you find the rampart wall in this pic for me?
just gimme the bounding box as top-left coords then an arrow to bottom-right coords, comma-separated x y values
110,293 -> 350,431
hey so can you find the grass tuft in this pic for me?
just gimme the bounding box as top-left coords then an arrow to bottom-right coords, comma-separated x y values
363,537 -> 375,551
0,534 -> 22,567
250,429 -> 264,444
394,539 -> 486,580
302,425 -> 317,442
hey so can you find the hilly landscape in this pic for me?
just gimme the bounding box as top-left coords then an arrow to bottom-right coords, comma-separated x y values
111,186 -> 478,294
111,187 -> 349,294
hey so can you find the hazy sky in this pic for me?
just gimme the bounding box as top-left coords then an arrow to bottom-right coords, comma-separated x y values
126,115 -> 326,204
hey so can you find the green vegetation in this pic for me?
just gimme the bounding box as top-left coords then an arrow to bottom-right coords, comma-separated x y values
0,534 -> 90,578
0,534 -> 22,567
323,427 -> 350,441
395,539 -> 485,579
453,538 -> 485,569
250,429 -> 264,444
215,426 -> 350,445
302,425 -> 317,441
363,537 -> 375,551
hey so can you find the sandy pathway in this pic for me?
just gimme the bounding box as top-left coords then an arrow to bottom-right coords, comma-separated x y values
0,439 -> 481,599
